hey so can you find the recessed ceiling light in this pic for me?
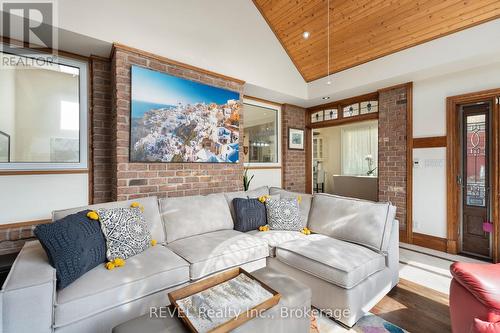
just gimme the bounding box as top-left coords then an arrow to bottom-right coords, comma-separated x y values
302,31 -> 310,39
326,80 -> 332,85
322,96 -> 330,100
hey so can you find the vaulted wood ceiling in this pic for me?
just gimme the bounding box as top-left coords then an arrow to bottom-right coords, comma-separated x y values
253,0 -> 500,82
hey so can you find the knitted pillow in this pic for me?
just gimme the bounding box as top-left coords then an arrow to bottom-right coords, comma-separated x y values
265,197 -> 302,231
97,207 -> 152,261
34,210 -> 106,289
232,198 -> 267,232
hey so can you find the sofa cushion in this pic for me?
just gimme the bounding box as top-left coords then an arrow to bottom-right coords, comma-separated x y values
269,187 -> 312,227
34,210 -> 106,289
224,186 -> 270,221
275,234 -> 385,289
232,198 -> 267,232
54,245 -> 189,328
52,196 -> 165,244
246,230 -> 307,256
159,193 -> 233,243
97,207 -> 152,261
167,230 -> 269,280
308,193 -> 396,252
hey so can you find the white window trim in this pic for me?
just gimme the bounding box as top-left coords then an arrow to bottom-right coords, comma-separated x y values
0,48 -> 88,170
242,98 -> 281,168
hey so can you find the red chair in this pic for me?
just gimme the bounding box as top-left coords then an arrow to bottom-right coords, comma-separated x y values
450,262 -> 500,333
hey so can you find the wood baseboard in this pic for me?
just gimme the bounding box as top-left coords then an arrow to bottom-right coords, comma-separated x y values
412,232 -> 447,252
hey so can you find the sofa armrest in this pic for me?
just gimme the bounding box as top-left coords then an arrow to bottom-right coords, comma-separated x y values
386,219 -> 399,287
2,241 -> 56,333
451,262 -> 500,311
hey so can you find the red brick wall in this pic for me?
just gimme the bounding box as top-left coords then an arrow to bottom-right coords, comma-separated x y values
0,223 -> 39,255
282,104 -> 307,193
111,47 -> 245,201
378,86 -> 408,233
90,57 -> 113,203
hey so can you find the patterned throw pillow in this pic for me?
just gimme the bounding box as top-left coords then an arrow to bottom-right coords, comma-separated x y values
232,198 -> 267,232
34,210 -> 106,289
265,197 -> 302,231
97,207 -> 152,261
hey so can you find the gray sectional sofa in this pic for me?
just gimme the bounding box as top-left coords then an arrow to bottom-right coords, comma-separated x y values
1,186 -> 399,333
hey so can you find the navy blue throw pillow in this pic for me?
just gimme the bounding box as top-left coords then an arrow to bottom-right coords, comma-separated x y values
232,198 -> 267,232
34,210 -> 106,289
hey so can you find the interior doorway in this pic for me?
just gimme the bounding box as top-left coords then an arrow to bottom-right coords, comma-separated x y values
447,89 -> 500,263
312,120 -> 378,201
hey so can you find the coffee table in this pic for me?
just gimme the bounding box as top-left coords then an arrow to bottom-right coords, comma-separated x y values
112,267 -> 312,333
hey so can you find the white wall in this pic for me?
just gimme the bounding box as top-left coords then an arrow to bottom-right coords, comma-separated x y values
412,148 -> 447,238
413,63 -> 500,137
0,174 -> 89,223
0,69 -> 16,160
246,168 -> 281,190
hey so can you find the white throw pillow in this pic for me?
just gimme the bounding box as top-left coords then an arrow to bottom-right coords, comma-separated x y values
266,197 -> 302,231
97,207 -> 152,261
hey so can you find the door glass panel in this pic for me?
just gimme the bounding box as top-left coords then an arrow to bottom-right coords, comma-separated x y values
465,114 -> 487,207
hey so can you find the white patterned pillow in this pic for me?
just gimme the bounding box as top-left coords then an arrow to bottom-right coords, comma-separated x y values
265,197 -> 302,231
97,207 -> 152,261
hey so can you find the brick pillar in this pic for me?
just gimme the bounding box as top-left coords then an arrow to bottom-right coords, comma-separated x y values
282,104 -> 307,193
90,57 -> 113,203
378,86 -> 408,237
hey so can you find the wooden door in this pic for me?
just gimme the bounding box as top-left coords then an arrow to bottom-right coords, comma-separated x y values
461,103 -> 491,258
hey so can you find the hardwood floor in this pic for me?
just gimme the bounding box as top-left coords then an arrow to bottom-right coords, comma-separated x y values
372,278 -> 451,333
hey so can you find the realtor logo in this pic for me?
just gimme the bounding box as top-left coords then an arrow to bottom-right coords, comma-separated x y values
1,1 -> 56,54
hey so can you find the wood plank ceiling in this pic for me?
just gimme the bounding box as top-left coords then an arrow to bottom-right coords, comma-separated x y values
253,0 -> 500,82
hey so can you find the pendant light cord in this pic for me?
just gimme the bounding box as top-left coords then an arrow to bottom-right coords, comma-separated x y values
327,0 -> 331,83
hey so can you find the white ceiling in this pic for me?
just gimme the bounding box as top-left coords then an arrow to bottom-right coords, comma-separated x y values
5,1 -> 500,108
54,0 -> 307,100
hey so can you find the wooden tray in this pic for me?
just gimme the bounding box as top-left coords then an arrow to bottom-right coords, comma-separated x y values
168,268 -> 281,333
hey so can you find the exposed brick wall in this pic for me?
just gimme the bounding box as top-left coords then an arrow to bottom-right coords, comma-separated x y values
111,47 -> 244,201
378,86 -> 408,234
0,223 -> 38,255
282,104 -> 306,193
90,57 -> 113,204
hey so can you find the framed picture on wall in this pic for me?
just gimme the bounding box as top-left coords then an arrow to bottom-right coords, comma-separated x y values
288,127 -> 304,150
130,65 -> 241,163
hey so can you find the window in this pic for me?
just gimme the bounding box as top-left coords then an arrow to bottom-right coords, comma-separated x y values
311,110 -> 324,123
0,50 -> 88,170
360,100 -> 378,114
243,101 -> 279,164
343,103 -> 360,118
309,94 -> 378,126
324,109 -> 338,121
341,122 -> 378,176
